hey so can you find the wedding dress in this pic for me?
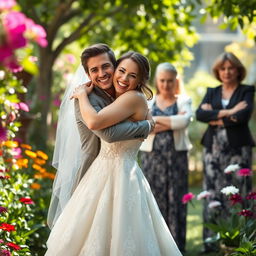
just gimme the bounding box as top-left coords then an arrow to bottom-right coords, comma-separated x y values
45,139 -> 182,256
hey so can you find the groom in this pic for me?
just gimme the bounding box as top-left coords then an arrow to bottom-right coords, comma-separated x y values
74,43 -> 154,187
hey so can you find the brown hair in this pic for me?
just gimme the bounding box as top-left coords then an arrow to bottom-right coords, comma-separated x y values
212,52 -> 246,82
81,43 -> 116,73
116,51 -> 153,100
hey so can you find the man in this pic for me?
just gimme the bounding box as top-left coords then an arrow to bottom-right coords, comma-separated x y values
47,43 -> 153,228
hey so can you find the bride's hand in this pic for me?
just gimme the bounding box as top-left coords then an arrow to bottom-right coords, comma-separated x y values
70,83 -> 94,100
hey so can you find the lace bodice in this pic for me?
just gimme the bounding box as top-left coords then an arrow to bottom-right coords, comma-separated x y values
99,139 -> 142,159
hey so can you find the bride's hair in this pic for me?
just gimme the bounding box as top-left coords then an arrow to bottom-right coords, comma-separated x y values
117,51 -> 153,100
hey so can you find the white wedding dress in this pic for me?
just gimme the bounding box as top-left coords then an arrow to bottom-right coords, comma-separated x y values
45,139 -> 182,256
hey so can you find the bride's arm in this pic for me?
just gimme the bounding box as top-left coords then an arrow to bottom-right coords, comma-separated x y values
74,88 -> 144,130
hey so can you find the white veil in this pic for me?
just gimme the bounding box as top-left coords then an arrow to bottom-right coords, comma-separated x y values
47,64 -> 90,229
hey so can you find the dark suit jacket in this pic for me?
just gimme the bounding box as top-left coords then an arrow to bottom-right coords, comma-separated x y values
196,84 -> 255,148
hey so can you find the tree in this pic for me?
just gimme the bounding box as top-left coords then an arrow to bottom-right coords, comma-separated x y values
201,0 -> 256,39
17,0 -> 198,148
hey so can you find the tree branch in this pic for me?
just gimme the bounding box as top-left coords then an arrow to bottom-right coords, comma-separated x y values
52,6 -> 124,61
47,0 -> 77,45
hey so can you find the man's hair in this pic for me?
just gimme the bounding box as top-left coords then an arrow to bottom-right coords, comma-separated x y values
81,43 -> 116,73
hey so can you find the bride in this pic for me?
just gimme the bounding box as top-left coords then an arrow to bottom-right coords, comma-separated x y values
45,51 -> 182,256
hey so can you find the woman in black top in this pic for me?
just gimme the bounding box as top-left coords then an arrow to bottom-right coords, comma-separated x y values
196,52 -> 255,252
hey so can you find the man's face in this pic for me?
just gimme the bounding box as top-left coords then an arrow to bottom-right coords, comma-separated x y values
86,53 -> 115,91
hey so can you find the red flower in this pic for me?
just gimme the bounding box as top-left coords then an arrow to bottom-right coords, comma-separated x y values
182,192 -> 195,204
238,209 -> 254,217
6,242 -> 21,251
246,192 -> 256,200
0,206 -> 8,213
0,223 -> 15,232
237,168 -> 252,176
19,197 -> 34,204
229,194 -> 242,205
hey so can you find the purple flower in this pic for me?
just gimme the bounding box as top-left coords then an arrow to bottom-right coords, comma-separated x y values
238,209 -> 254,217
0,206 -> 8,214
246,192 -> 256,200
0,125 -> 7,142
229,194 -> 242,205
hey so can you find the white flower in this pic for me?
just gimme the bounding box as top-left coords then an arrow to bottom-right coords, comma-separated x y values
197,191 -> 212,200
208,201 -> 221,209
224,164 -> 240,174
221,185 -> 239,195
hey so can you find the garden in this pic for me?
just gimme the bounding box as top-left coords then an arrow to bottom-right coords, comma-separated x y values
0,0 -> 256,255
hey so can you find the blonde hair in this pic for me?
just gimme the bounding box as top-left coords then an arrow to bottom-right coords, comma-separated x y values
212,52 -> 246,82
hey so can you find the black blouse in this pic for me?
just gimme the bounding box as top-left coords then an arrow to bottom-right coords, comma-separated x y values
196,84 -> 255,148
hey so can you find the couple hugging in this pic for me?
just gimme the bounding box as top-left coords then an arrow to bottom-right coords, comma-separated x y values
45,43 -> 182,256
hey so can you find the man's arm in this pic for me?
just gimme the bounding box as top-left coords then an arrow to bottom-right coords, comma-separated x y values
78,92 -> 152,143
93,120 -> 151,143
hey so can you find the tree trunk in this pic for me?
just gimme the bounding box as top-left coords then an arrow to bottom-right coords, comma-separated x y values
30,46 -> 55,149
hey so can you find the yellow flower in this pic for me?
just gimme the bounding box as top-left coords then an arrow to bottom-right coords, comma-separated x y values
43,172 -> 55,180
25,150 -> 37,158
34,173 -> 43,179
34,158 -> 46,165
20,144 -> 32,150
31,183 -> 41,190
16,158 -> 28,168
3,141 -> 18,148
32,164 -> 42,171
36,150 -> 48,160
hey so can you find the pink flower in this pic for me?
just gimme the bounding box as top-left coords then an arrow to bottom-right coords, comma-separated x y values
3,11 -> 27,49
182,192 -> 195,204
11,102 -> 29,112
18,102 -> 29,112
229,194 -> 242,205
208,200 -> 221,209
53,97 -> 61,107
238,209 -> 254,217
237,168 -> 252,177
25,18 -> 48,47
197,191 -> 212,200
0,249 -> 11,256
0,239 -> 4,243
19,197 -> 34,204
12,147 -> 22,158
0,0 -> 16,10
66,54 -> 76,64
